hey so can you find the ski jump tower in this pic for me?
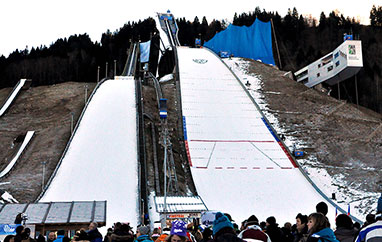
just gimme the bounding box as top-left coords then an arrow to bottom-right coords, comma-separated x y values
294,40 -> 363,88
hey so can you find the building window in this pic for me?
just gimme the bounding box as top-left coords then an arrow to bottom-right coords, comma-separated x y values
318,64 -> 321,68
317,73 -> 320,77
327,66 -> 333,72
334,52 -> 339,58
335,61 -> 340,67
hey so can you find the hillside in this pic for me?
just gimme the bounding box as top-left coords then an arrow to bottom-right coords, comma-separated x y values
226,58 -> 382,217
0,58 -> 380,218
0,82 -> 96,202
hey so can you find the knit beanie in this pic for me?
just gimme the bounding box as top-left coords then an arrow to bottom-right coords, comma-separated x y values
171,220 -> 187,237
138,226 -> 150,235
213,212 -> 233,235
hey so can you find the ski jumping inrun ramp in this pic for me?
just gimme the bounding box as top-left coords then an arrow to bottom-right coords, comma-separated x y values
0,79 -> 29,117
177,47 -> 337,224
39,78 -> 140,228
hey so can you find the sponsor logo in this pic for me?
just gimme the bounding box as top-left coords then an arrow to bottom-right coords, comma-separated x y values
192,59 -> 208,64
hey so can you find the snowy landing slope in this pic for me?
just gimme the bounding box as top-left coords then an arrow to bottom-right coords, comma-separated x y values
177,47 -> 336,224
39,78 -> 139,228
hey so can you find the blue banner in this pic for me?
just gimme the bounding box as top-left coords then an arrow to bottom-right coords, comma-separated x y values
140,40 -> 151,63
0,224 -> 20,235
204,19 -> 275,65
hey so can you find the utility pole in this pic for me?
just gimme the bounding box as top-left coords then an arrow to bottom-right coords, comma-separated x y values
42,161 -> 47,190
114,60 -> 117,77
105,62 -> 109,78
70,112 -> 75,134
85,84 -> 89,104
355,75 -> 359,108
97,66 -> 100,82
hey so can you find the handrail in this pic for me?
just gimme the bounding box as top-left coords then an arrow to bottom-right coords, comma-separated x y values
35,78 -> 110,202
203,46 -> 362,224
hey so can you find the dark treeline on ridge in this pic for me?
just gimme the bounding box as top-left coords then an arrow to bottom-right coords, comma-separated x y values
0,6 -> 381,113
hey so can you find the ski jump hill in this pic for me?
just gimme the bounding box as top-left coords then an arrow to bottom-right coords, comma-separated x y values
177,46 -> 352,224
38,77 -> 140,228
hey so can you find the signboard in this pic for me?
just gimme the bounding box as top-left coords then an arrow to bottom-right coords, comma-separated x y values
0,224 -> 19,235
201,211 -> 218,226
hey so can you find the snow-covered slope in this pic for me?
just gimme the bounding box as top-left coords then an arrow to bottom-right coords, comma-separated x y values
177,46 -> 338,225
0,79 -> 27,117
39,78 -> 139,228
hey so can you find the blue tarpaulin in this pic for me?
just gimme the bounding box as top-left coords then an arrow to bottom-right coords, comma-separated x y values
0,224 -> 20,235
204,19 -> 275,65
140,40 -> 151,63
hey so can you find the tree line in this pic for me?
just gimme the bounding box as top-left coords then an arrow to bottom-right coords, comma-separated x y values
0,6 -> 381,113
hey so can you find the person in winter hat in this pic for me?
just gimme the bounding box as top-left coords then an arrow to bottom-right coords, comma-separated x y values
334,214 -> 358,242
238,215 -> 271,242
265,216 -> 284,242
168,221 -> 187,242
377,193 -> 382,214
212,212 -> 244,242
136,226 -> 152,242
88,222 -> 103,242
306,213 -> 339,242
355,212 -> 382,242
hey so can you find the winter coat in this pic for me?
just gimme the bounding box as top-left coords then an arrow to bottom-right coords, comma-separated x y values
265,224 -> 284,242
214,232 -> 245,242
281,227 -> 294,242
294,225 -> 308,242
306,228 -> 339,242
88,229 -> 103,242
155,234 -> 168,242
334,227 -> 358,242
355,220 -> 382,242
237,225 -> 271,242
135,235 -> 152,242
111,232 -> 134,242
377,193 -> 382,214
53,235 -> 65,242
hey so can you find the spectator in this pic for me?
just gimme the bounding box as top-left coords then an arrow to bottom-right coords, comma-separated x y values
281,222 -> 294,242
151,228 -> 161,241
21,228 -> 36,242
88,222 -> 103,242
155,228 -> 170,242
294,213 -> 308,242
199,228 -> 212,242
238,215 -> 270,242
4,235 -> 15,242
377,193 -> 382,214
104,228 -> 113,242
306,213 -> 338,242
135,226 -> 152,242
265,216 -> 284,242
355,212 -> 382,242
36,234 -> 45,242
14,226 -> 25,242
212,212 -> 244,242
316,202 -> 328,216
334,214 -> 358,242
47,232 -> 56,242
53,230 -> 65,242
168,221 -> 187,242
112,223 -> 134,242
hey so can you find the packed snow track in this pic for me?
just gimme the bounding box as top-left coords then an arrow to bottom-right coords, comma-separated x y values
39,78 -> 139,228
177,46 -> 338,224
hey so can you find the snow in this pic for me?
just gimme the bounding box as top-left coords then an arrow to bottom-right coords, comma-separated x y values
223,57 -> 377,222
39,78 -> 140,229
0,131 -> 35,179
177,47 -> 341,226
0,79 -> 27,116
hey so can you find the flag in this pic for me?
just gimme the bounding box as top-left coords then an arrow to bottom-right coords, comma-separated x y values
140,40 -> 151,63
347,204 -> 350,215
335,207 -> 338,218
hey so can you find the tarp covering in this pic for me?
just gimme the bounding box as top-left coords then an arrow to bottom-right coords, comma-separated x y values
204,19 -> 275,65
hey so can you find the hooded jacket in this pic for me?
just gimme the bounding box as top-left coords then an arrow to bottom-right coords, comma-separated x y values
334,227 -> 358,242
237,225 -> 271,242
307,228 -> 339,242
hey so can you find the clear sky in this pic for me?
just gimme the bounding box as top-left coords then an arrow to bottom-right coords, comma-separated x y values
0,0 -> 379,57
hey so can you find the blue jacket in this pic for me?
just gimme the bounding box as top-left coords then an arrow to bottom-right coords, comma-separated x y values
135,235 -> 152,242
310,228 -> 339,242
53,235 -> 64,242
377,193 -> 382,213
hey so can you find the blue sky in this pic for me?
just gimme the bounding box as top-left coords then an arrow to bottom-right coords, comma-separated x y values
0,0 -> 379,57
